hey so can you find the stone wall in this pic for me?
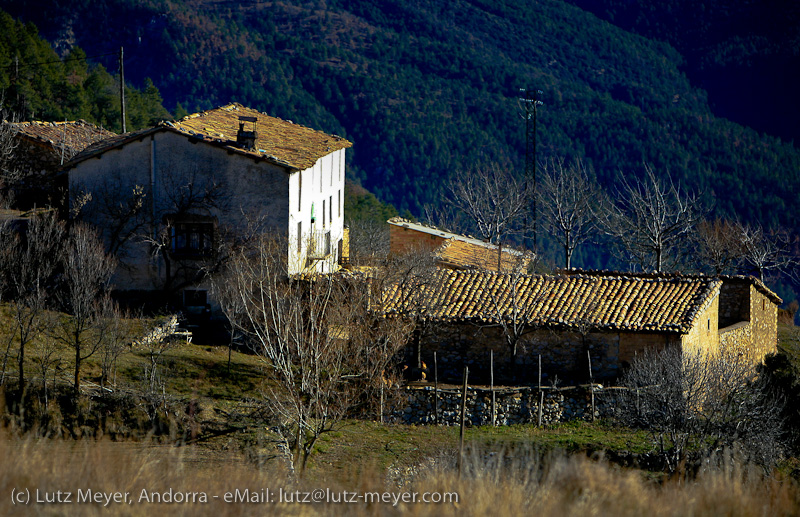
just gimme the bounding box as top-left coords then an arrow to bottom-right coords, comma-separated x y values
719,280 -> 750,327
396,385 -> 623,426
749,286 -> 778,360
388,223 -> 447,256
418,324 -> 678,385
717,279 -> 777,365
719,321 -> 753,360
131,315 -> 180,348
681,294 -> 720,357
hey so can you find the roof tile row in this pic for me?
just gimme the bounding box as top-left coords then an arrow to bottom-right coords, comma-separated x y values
381,269 -> 723,334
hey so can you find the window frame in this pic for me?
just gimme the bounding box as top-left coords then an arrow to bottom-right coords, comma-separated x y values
164,214 -> 217,260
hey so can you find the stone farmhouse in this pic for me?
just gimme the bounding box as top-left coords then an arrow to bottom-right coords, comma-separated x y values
66,103 -> 351,311
381,268 -> 780,384
2,119 -> 114,209
387,217 -> 532,272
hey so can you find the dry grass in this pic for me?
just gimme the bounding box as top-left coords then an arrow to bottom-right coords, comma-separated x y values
0,433 -> 797,516
2,310 -> 799,514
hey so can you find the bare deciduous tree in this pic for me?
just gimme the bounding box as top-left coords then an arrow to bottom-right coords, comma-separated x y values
538,158 -> 598,269
345,219 -> 390,266
98,297 -> 136,394
53,223 -> 116,396
378,244 -> 441,369
616,346 -> 784,471
143,170 -> 235,296
487,264 -> 535,380
422,202 -> 462,236
444,165 -> 530,246
692,218 -> 746,275
0,222 -> 15,385
219,235 -> 412,475
599,165 -> 702,272
736,223 -> 793,282
32,335 -> 60,411
0,211 -> 64,392
0,100 -> 21,208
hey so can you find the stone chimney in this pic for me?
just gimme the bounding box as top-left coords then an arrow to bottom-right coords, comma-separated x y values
236,116 -> 257,150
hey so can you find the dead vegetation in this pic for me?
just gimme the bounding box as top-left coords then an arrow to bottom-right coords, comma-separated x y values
0,433 -> 797,516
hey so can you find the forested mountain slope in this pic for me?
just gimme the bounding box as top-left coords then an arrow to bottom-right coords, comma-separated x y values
563,0 -> 800,146
2,0 -> 798,236
0,11 -> 170,132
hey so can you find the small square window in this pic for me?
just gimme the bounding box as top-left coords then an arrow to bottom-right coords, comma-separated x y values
184,289 -> 207,307
166,215 -> 216,259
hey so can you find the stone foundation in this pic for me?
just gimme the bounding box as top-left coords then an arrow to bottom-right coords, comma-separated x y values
396,384 -> 624,426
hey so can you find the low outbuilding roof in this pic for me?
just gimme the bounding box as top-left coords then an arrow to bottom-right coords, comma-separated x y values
381,269 -> 723,334
387,217 -> 532,272
10,119 -> 115,153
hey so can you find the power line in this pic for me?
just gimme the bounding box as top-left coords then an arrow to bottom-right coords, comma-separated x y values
1,51 -> 119,72
519,88 -> 543,253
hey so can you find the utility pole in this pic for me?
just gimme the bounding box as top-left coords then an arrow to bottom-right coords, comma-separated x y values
119,46 -> 126,133
519,88 -> 543,252
14,55 -> 20,109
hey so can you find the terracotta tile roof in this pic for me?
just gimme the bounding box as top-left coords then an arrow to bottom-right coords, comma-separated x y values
435,238 -> 531,272
169,103 -> 351,170
387,217 -> 533,272
381,269 -> 722,333
68,103 -> 351,171
560,268 -> 782,305
11,120 -> 115,153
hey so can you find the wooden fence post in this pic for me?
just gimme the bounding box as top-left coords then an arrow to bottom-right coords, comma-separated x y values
588,350 -> 595,422
538,354 -> 543,427
434,351 -> 439,425
458,365 -> 469,478
380,383 -> 384,424
490,350 -> 496,427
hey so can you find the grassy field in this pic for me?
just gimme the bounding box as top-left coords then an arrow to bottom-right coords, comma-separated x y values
2,306 -> 800,514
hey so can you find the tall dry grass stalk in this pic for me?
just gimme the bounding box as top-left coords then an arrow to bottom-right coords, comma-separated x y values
0,434 -> 797,516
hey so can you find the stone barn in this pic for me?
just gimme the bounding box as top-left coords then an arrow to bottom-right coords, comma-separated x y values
380,268 -> 780,384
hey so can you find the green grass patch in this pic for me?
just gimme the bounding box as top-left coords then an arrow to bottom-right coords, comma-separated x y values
302,418 -> 653,482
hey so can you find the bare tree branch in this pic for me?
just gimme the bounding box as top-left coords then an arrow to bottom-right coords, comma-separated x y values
0,99 -> 21,208
617,346 -> 784,470
444,165 -> 530,246
736,222 -> 794,282
217,235 -> 412,475
538,158 -> 599,269
0,211 -> 64,392
599,165 -> 703,272
692,218 -> 746,275
52,223 -> 116,396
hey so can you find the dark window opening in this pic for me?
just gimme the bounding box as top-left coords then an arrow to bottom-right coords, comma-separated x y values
297,221 -> 302,252
166,215 -> 216,259
184,289 -> 207,307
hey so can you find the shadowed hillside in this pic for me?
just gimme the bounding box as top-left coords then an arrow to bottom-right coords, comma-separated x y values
2,0 -> 799,247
